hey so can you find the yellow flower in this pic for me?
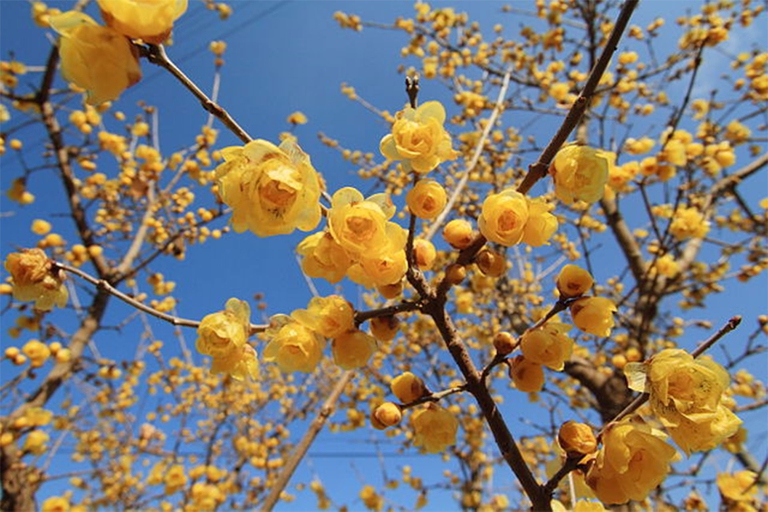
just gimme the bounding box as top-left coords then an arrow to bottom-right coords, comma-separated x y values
570,297 -> 616,337
478,188 -> 529,246
4,248 -> 68,311
519,322 -> 573,371
41,496 -> 70,512
327,187 -> 405,257
624,349 -> 741,454
556,264 -> 594,298
411,403 -> 459,453
297,231 -> 353,284
550,144 -> 609,204
291,295 -> 355,339
263,315 -> 325,373
191,482 -> 224,511
391,371 -> 428,403
6,178 -> 35,205
717,471 -> 758,503
286,111 -> 308,125
522,197 -> 558,247
406,179 -> 447,219
348,249 -> 408,288
49,11 -> 141,105
669,206 -> 709,240
371,402 -> 403,430
359,485 -> 384,512
97,0 -> 187,44
164,464 -> 187,495
413,239 -> 437,270
380,100 -> 459,173
209,344 -> 258,381
442,218 -> 474,249
215,139 -> 322,237
331,329 -> 376,370
23,429 -> 49,455
22,339 -> 51,368
196,298 -> 250,359
558,421 -> 598,458
509,355 -> 545,392
585,419 -> 678,504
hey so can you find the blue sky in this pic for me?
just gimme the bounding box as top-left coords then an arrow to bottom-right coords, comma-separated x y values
2,0 -> 767,510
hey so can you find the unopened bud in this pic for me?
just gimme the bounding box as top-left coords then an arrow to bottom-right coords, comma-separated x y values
370,315 -> 400,342
377,280 -> 403,300
556,264 -> 594,299
445,264 -> 466,285
413,239 -> 437,270
443,219 -> 474,249
371,402 -> 403,430
558,420 -> 597,458
391,371 -> 428,403
475,248 -> 507,277
493,331 -> 516,355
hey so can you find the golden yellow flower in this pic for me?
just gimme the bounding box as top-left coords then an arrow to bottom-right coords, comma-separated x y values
550,144 -> 609,204
478,188 -> 529,246
522,197 -> 558,246
556,264 -> 594,298
331,329 -> 377,370
442,218 -> 474,249
97,0 -> 187,44
22,339 -> 51,368
348,249 -> 408,288
570,297 -> 616,337
209,344 -> 258,381
411,403 -> 459,453
195,298 -> 250,359
509,355 -> 545,392
406,179 -> 447,219
164,464 -> 187,495
558,421 -> 598,458
297,231 -> 353,284
413,238 -> 437,270
216,139 -> 322,237
585,419 -> 677,504
4,248 -> 68,311
263,315 -> 325,373
371,402 -> 403,430
669,206 -> 709,240
49,11 -> 141,105
717,471 -> 758,503
23,429 -> 49,455
291,295 -> 355,339
391,371 -> 428,403
369,315 -> 399,342
519,322 -> 573,371
41,496 -> 70,512
379,100 -> 459,173
327,187 -> 405,257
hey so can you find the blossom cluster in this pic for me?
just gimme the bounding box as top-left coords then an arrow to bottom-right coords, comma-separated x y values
195,298 -> 258,381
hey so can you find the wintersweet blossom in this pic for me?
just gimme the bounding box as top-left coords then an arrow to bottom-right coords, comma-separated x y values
215,139 -> 322,237
406,179 -> 447,219
716,471 -> 759,504
478,188 -> 529,246
558,421 -> 597,458
550,144 -> 609,204
509,355 -> 545,392
331,329 -> 377,370
371,402 -> 403,429
4,248 -> 68,311
348,250 -> 408,287
195,298 -> 257,380
556,264 -> 593,298
411,403 -> 459,453
379,100 -> 459,173
521,197 -> 558,247
391,372 -> 428,403
262,315 -> 325,373
624,349 -> 742,454
570,297 -> 616,337
291,295 -> 355,339
519,322 -> 573,371
669,206 -> 709,241
97,0 -> 187,44
585,419 -> 678,504
49,11 -> 141,105
296,231 -> 353,284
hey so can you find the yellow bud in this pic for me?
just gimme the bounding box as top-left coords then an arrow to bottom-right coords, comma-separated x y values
370,315 -> 399,342
445,264 -> 466,285
371,402 -> 403,430
475,248 -> 506,277
443,219 -> 474,249
493,331 -> 516,355
391,372 -> 428,403
558,420 -> 597,457
556,264 -> 594,298
377,281 -> 403,300
413,239 -> 437,270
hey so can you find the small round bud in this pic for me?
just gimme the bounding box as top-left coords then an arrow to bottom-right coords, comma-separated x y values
556,264 -> 593,299
507,355 -> 544,392
371,402 -> 403,430
391,372 -> 428,403
493,331 -> 516,356
377,281 -> 403,300
558,420 -> 597,458
475,248 -> 507,277
443,219 -> 474,249
413,239 -> 437,270
4,347 -> 20,359
445,264 -> 466,285
370,315 -> 400,342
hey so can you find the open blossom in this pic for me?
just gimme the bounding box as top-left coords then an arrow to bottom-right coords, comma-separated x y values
331,329 -> 377,370
216,139 -> 322,237
550,144 -> 609,204
297,231 -> 353,284
411,403 -> 459,453
519,322 -> 573,371
669,206 -> 709,240
570,297 -> 616,337
4,248 -> 68,311
291,295 -> 355,339
379,100 -> 459,173
521,197 -> 558,246
406,179 -> 447,219
585,419 -> 678,504
97,0 -> 187,44
196,298 -> 257,380
478,188 -> 529,246
509,355 -> 545,392
49,11 -> 141,105
262,315 -> 325,373
624,349 -> 741,454
348,250 -> 408,288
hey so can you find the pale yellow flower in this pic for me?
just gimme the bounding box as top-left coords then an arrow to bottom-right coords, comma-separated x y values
550,144 -> 609,204
478,188 -> 529,246
331,329 -> 376,370
4,248 -> 68,311
520,322 -> 573,371
263,315 -> 325,373
411,403 -> 459,453
97,0 -> 187,44
570,297 -> 616,337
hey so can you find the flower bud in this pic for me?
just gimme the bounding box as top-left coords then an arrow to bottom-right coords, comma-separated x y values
371,402 -> 403,430
556,264 -> 593,298
413,239 -> 437,270
406,179 -> 447,220
370,315 -> 399,342
377,280 -> 403,300
475,248 -> 506,277
508,355 -> 544,392
493,331 -> 516,355
445,264 -> 466,285
570,297 -> 617,337
391,371 -> 428,403
443,219 -> 474,249
558,420 -> 597,458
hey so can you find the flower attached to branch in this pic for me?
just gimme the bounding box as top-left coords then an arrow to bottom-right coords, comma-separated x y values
519,322 -> 574,371
411,403 -> 459,453
569,296 -> 616,337
549,143 -> 609,205
478,188 -> 558,247
215,139 -> 322,237
624,349 -> 742,454
195,298 -> 257,381
556,264 -> 594,299
379,100 -> 459,173
97,0 -> 187,44
49,11 -> 141,105
585,418 -> 678,505
262,314 -> 325,373
4,248 -> 68,311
